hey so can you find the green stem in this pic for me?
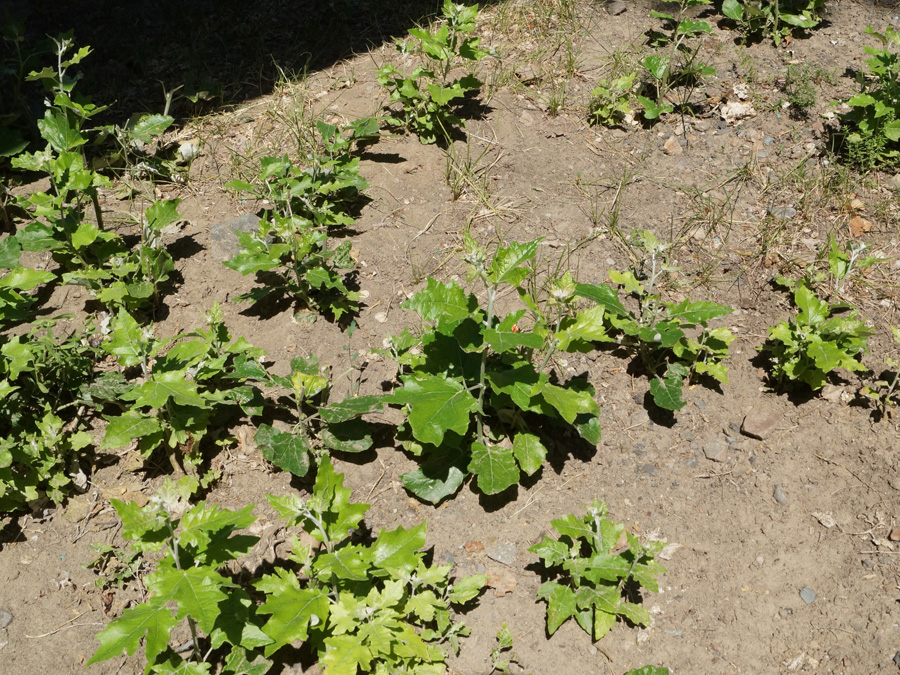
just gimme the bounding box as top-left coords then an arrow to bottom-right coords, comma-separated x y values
166,518 -> 201,663
475,283 -> 496,447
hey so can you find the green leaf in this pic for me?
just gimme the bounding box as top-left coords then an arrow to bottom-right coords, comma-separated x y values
255,424 -> 310,477
551,513 -> 592,542
528,536 -> 569,567
487,239 -> 541,287
87,599 -> 178,666
37,109 -> 86,152
555,306 -> 608,350
222,647 -> 273,675
721,0 -> 743,21
512,432 -> 546,476
323,634 -> 373,675
146,199 -> 182,231
257,585 -> 329,656
536,581 -> 577,634
101,413 -> 162,449
318,395 -> 383,424
135,372 -> 209,408
539,383 -> 598,423
649,372 -> 685,411
400,446 -> 468,504
320,419 -> 373,454
372,521 -> 427,571
387,374 -> 477,447
483,326 -> 543,353
129,114 -> 174,143
402,278 -> 471,325
446,574 -> 488,606
309,455 -> 369,542
148,567 -> 230,633
625,667 -> 670,675
666,300 -> 732,325
103,311 -> 146,367
468,441 -> 519,494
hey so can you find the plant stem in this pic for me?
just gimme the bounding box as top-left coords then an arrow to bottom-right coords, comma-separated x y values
475,283 -> 496,446
166,517 -> 201,663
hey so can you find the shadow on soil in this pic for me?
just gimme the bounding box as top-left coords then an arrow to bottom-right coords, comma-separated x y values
2,0 -> 501,125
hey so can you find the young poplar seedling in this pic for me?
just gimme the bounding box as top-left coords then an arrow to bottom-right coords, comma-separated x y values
234,351 -> 383,478
382,236 -> 603,502
256,456 -> 488,674
575,232 -> 734,410
87,475 -> 273,675
99,304 -> 267,472
529,500 -> 666,641
224,119 -> 376,320
861,327 -> 900,419
722,0 -> 827,46
377,1 -> 491,144
760,279 -> 873,391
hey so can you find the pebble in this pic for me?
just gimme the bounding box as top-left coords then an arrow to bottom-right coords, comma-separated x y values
768,206 -> 797,219
606,0 -> 628,15
741,406 -> 780,440
486,542 -> 518,566
773,485 -> 787,505
889,174 -> 900,190
0,610 -> 11,628
703,439 -> 728,462
664,136 -> 683,156
641,463 -> 657,476
799,587 -> 816,605
849,616 -> 866,631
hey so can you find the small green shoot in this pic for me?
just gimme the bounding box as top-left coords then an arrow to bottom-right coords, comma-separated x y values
760,279 -> 873,391
529,500 -> 666,641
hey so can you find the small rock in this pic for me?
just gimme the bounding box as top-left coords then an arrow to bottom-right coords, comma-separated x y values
606,0 -> 628,15
889,477 -> 900,491
849,616 -> 866,631
821,384 -> 843,402
890,525 -> 900,542
486,542 -> 517,566
703,439 -> 728,462
862,558 -> 875,569
741,406 -> 780,440
663,136 -> 683,156
0,610 -> 11,628
799,587 -> 816,605
641,463 -> 657,476
893,651 -> 900,668
768,206 -> 797,219
773,485 -> 787,505
209,213 -> 261,261
889,174 -> 900,190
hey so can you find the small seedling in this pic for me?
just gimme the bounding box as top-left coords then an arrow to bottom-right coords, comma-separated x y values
836,25 -> 900,170
377,1 -> 491,144
529,500 -> 666,641
861,327 -> 900,419
722,0 -> 827,46
489,623 -> 527,674
577,231 -> 734,410
224,119 -> 376,320
237,351 -> 382,478
588,73 -> 636,126
625,668 -> 670,675
760,279 -> 873,391
99,304 -> 267,472
639,0 -> 716,120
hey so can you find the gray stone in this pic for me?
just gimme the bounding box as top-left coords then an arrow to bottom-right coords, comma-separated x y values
606,1 -> 628,16
0,610 -> 11,628
641,463 -> 657,476
773,485 -> 787,505
741,406 -> 780,440
768,206 -> 797,219
889,174 -> 900,190
703,439 -> 728,462
799,587 -> 816,605
486,542 -> 517,566
849,616 -> 866,631
208,213 -> 261,261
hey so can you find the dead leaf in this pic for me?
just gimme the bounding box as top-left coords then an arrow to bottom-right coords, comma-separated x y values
486,567 -> 517,597
849,215 -> 872,236
464,541 -> 484,553
658,542 -> 682,560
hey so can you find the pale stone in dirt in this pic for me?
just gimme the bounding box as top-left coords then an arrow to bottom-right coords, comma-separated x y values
663,136 -> 683,156
742,406 -> 780,440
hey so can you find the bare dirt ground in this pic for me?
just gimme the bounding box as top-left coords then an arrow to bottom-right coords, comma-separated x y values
3,1 -> 900,674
